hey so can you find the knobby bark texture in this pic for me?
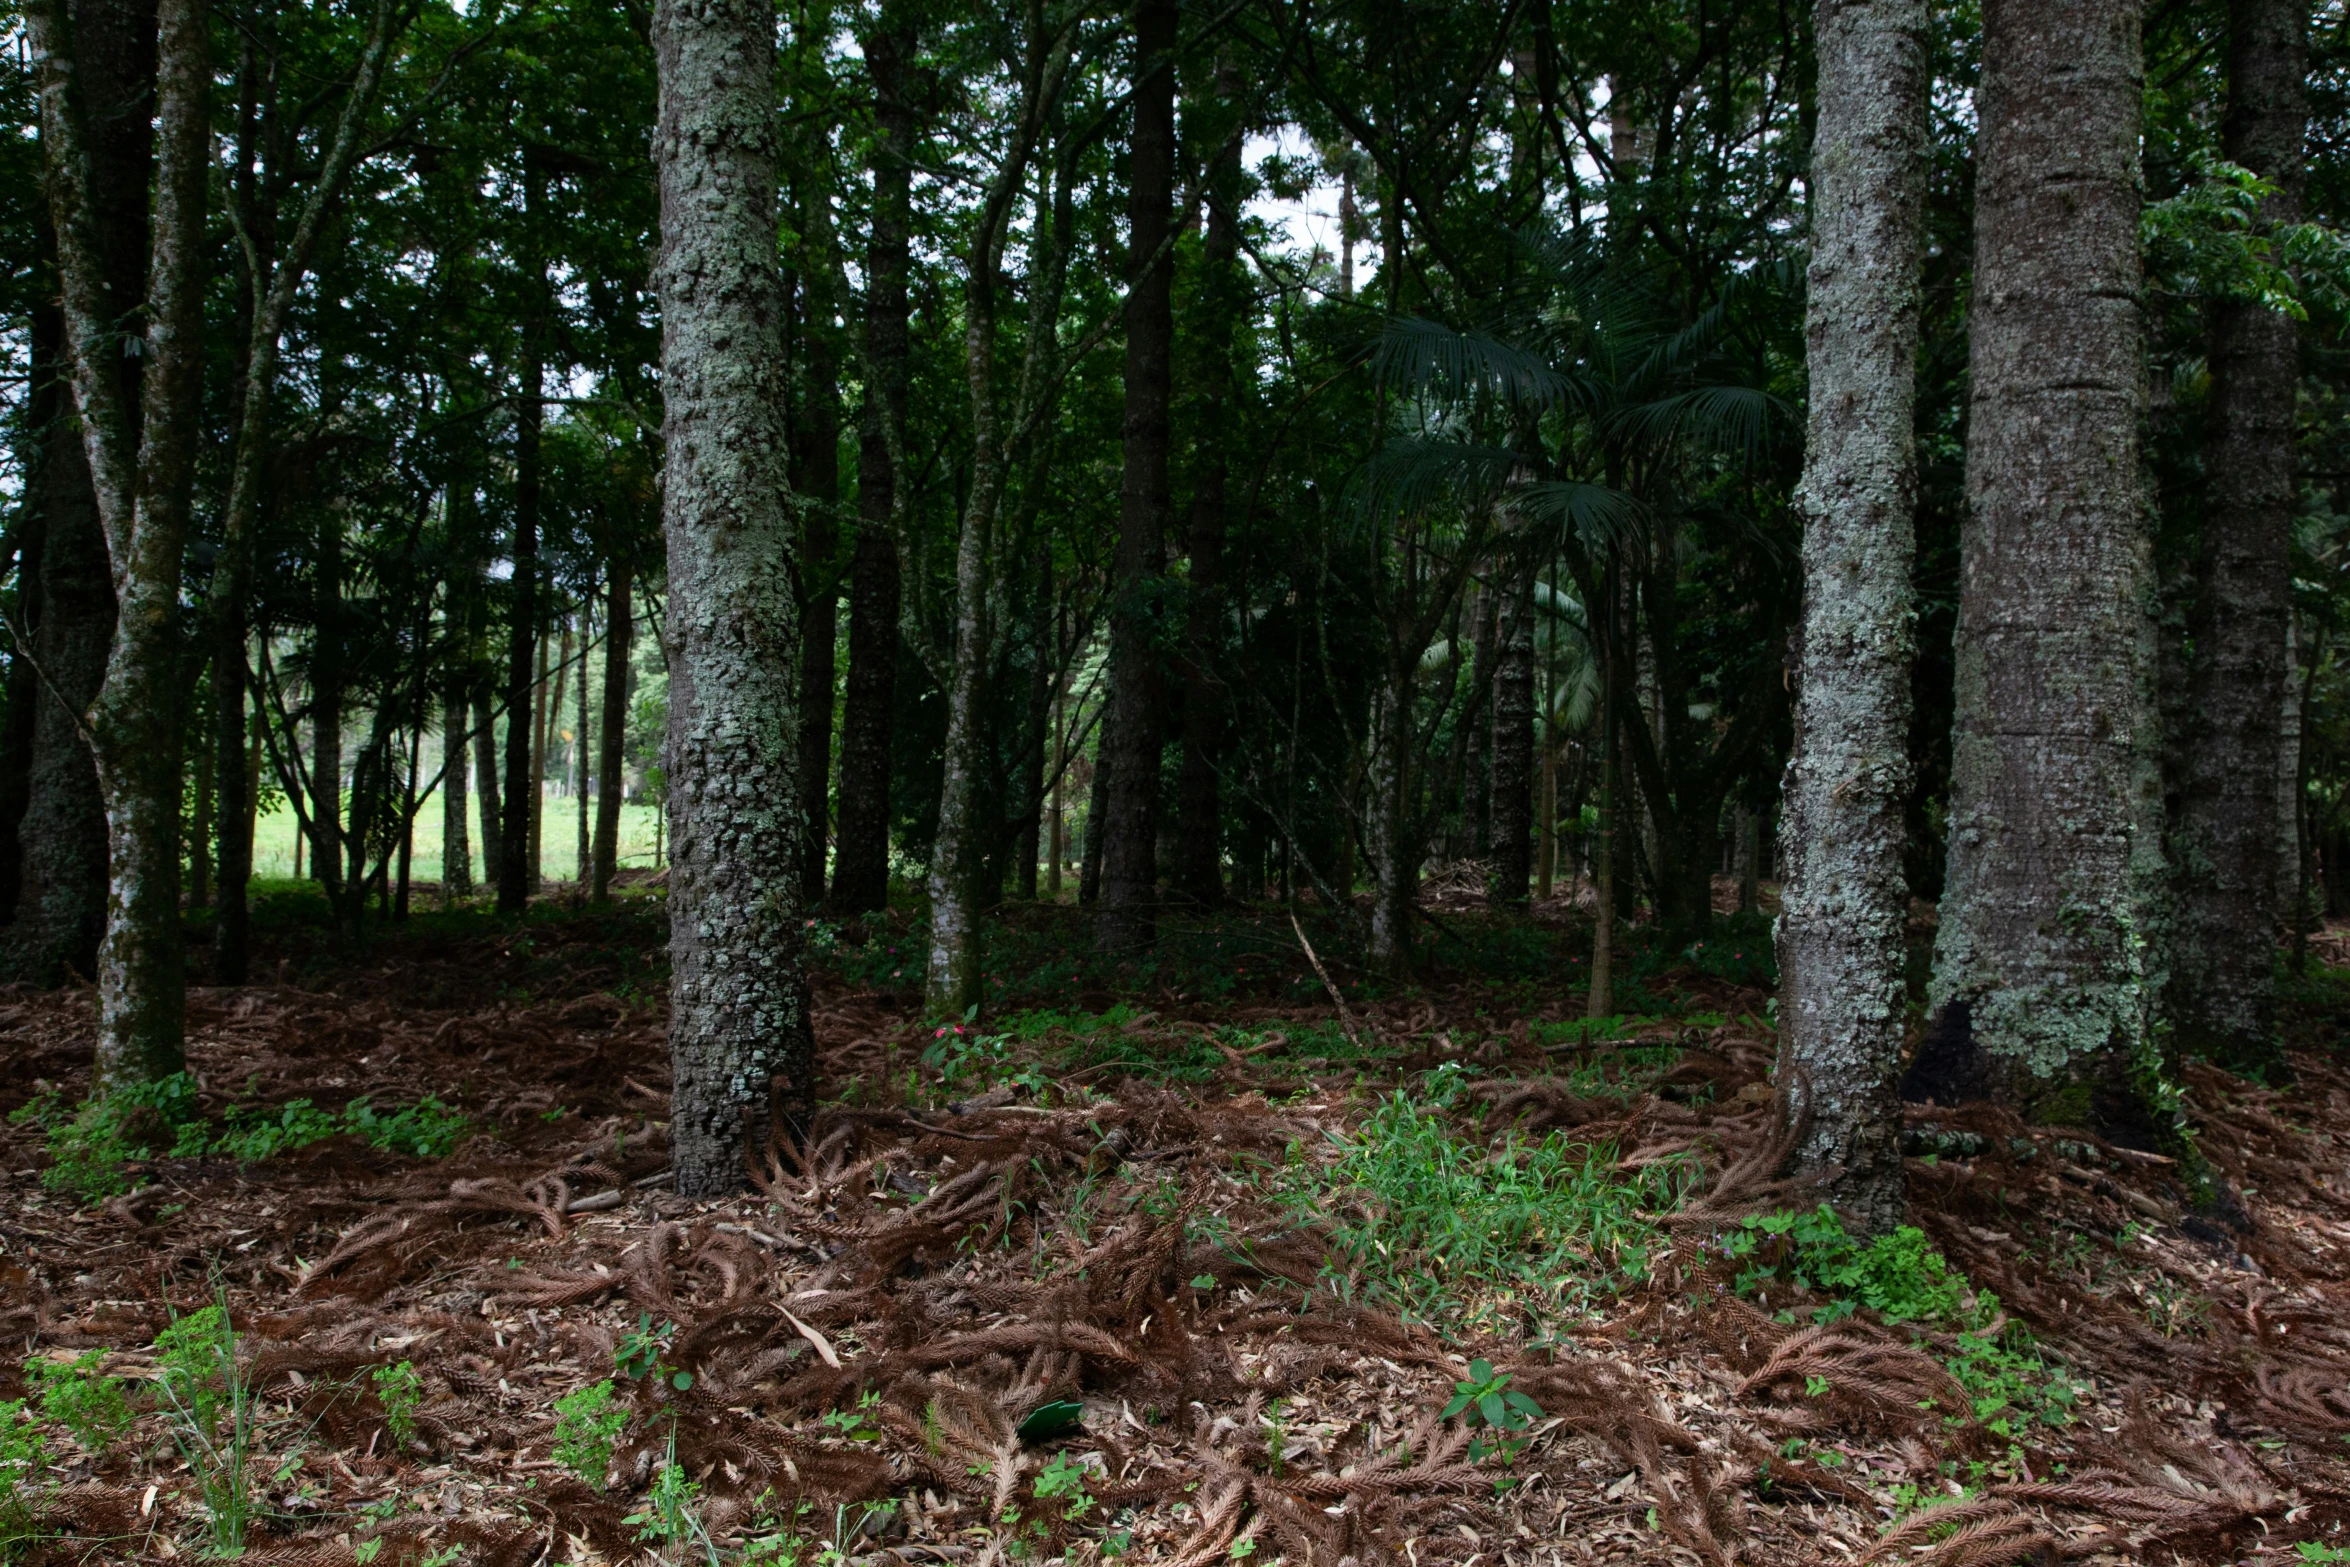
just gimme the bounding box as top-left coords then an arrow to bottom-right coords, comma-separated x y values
1927,0 -> 2165,1137
32,0 -> 209,1085
830,4 -> 912,918
2166,0 -> 2306,1075
1489,572 -> 1536,905
592,559 -> 632,900
1774,0 -> 1930,1237
1096,0 -> 1179,953
653,0 -> 811,1194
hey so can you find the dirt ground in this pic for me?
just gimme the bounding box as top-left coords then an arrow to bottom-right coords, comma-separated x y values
6,898 -> 2350,1566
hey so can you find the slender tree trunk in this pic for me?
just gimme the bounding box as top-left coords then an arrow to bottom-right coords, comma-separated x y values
1096,0 -> 1179,952
1537,681 -> 1558,899
1174,90 -> 1242,909
1366,670 -> 1415,970
593,559 -> 632,899
1774,0 -> 1929,1235
2166,0 -> 2305,1076
443,680 -> 470,900
529,629 -> 553,885
473,687 -> 504,889
311,518 -> 343,898
1080,747 -> 1109,907
1737,804 -> 1760,913
1490,572 -> 1536,905
1929,0 -> 2163,1137
792,173 -> 843,907
189,695 -> 211,908
830,3 -> 912,918
1048,678 -> 1066,897
499,159 -> 546,915
0,434 -> 47,925
654,0 -> 811,1191
394,722 -> 418,919
32,0 -> 207,1082
575,611 -> 591,888
1018,637 -> 1049,900
1463,584 -> 1495,857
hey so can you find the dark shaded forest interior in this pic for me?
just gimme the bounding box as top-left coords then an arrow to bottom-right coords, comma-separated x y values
13,0 -> 2350,1562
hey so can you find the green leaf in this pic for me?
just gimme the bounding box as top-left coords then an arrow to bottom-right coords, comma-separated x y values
1478,1392 -> 1506,1427
671,1370 -> 692,1391
1015,1400 -> 1084,1441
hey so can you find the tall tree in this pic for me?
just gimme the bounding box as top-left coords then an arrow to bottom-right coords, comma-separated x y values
1096,0 -> 1179,951
653,0 -> 812,1191
1489,570 -> 1535,903
831,1 -> 913,918
592,558 -> 632,900
2165,0 -> 2307,1076
500,155 -> 549,915
1775,0 -> 1930,1235
790,162 -> 844,906
1926,0 -> 2164,1136
29,0 -> 208,1083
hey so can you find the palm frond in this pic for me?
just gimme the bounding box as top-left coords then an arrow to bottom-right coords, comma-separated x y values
1372,318 -> 1566,411
1603,384 -> 1792,466
1343,437 -> 1524,527
1505,478 -> 1643,555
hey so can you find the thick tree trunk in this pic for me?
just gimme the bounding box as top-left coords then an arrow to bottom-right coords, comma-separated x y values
1490,573 -> 1536,904
830,4 -> 912,918
593,559 -> 632,900
1928,0 -> 2163,1137
1095,0 -> 1179,952
792,173 -> 843,907
2166,0 -> 2305,1076
654,0 -> 811,1193
442,681 -> 471,899
1774,0 -> 1930,1236
32,0 -> 207,1083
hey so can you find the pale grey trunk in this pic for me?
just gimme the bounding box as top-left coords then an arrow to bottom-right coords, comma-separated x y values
1366,672 -> 1414,970
2164,0 -> 2304,1075
1929,0 -> 2164,1132
653,0 -> 810,1193
1774,0 -> 1930,1235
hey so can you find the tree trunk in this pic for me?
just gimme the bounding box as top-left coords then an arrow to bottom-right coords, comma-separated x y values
443,680 -> 470,899
1080,731 -> 1108,906
311,517 -> 343,899
1463,585 -> 1495,857
1366,671 -> 1415,971
792,171 -> 843,907
1018,636 -> 1049,900
473,686 -> 504,890
499,159 -> 545,916
830,2 -> 912,918
189,693 -> 211,908
31,0 -> 207,1084
1773,0 -> 1929,1236
1096,0 -> 1179,952
574,611 -> 591,888
1586,697 -> 1615,1019
593,559 -> 632,900
1490,572 -> 1536,905
653,0 -> 811,1193
2165,0 -> 2305,1077
1928,0 -> 2163,1139
1174,91 -> 1243,909
529,629 -> 553,885
0,427 -> 47,926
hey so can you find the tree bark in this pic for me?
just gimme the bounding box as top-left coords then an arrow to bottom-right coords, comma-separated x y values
30,0 -> 207,1084
1928,0 -> 2163,1137
1463,584 -> 1495,856
593,558 -> 632,900
1774,0 -> 1929,1236
529,629 -> 552,885
473,685 -> 504,889
2165,0 -> 2305,1076
1490,571 -> 1536,904
830,2 -> 912,917
311,516 -> 343,899
792,172 -> 843,907
1366,673 -> 1415,970
500,159 -> 547,915
654,0 -> 811,1193
574,610 -> 591,887
443,679 -> 471,899
1096,0 -> 1179,952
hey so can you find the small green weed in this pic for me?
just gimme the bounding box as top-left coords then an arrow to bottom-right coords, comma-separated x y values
2296,1542 -> 2350,1563
1282,1075 -> 1693,1330
372,1361 -> 423,1449
624,1427 -> 720,1565
23,1351 -> 131,1453
10,1072 -> 201,1200
1443,1358 -> 1543,1464
552,1381 -> 627,1488
153,1300 -> 257,1555
0,1399 -> 49,1559
340,1096 -> 470,1159
211,1098 -> 341,1161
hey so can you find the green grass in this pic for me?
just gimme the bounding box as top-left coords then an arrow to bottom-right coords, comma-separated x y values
1281,1069 -> 1696,1333
247,794 -> 665,885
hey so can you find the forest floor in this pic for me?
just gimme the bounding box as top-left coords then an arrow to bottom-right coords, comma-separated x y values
5,887 -> 2350,1567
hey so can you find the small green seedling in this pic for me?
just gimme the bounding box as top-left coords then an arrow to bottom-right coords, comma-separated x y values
821,1391 -> 883,1442
1442,1359 -> 1543,1463
551,1381 -> 627,1489
615,1314 -> 693,1391
24,1351 -> 131,1452
1034,1452 -> 1096,1519
373,1361 -> 423,1448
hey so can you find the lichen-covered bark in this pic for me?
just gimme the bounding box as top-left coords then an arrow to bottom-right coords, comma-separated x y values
2166,0 -> 2305,1075
1489,574 -> 1536,905
1775,0 -> 1929,1235
1930,0 -> 2164,1132
829,5 -> 911,918
32,0 -> 208,1085
653,0 -> 810,1194
1096,0 -> 1180,953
